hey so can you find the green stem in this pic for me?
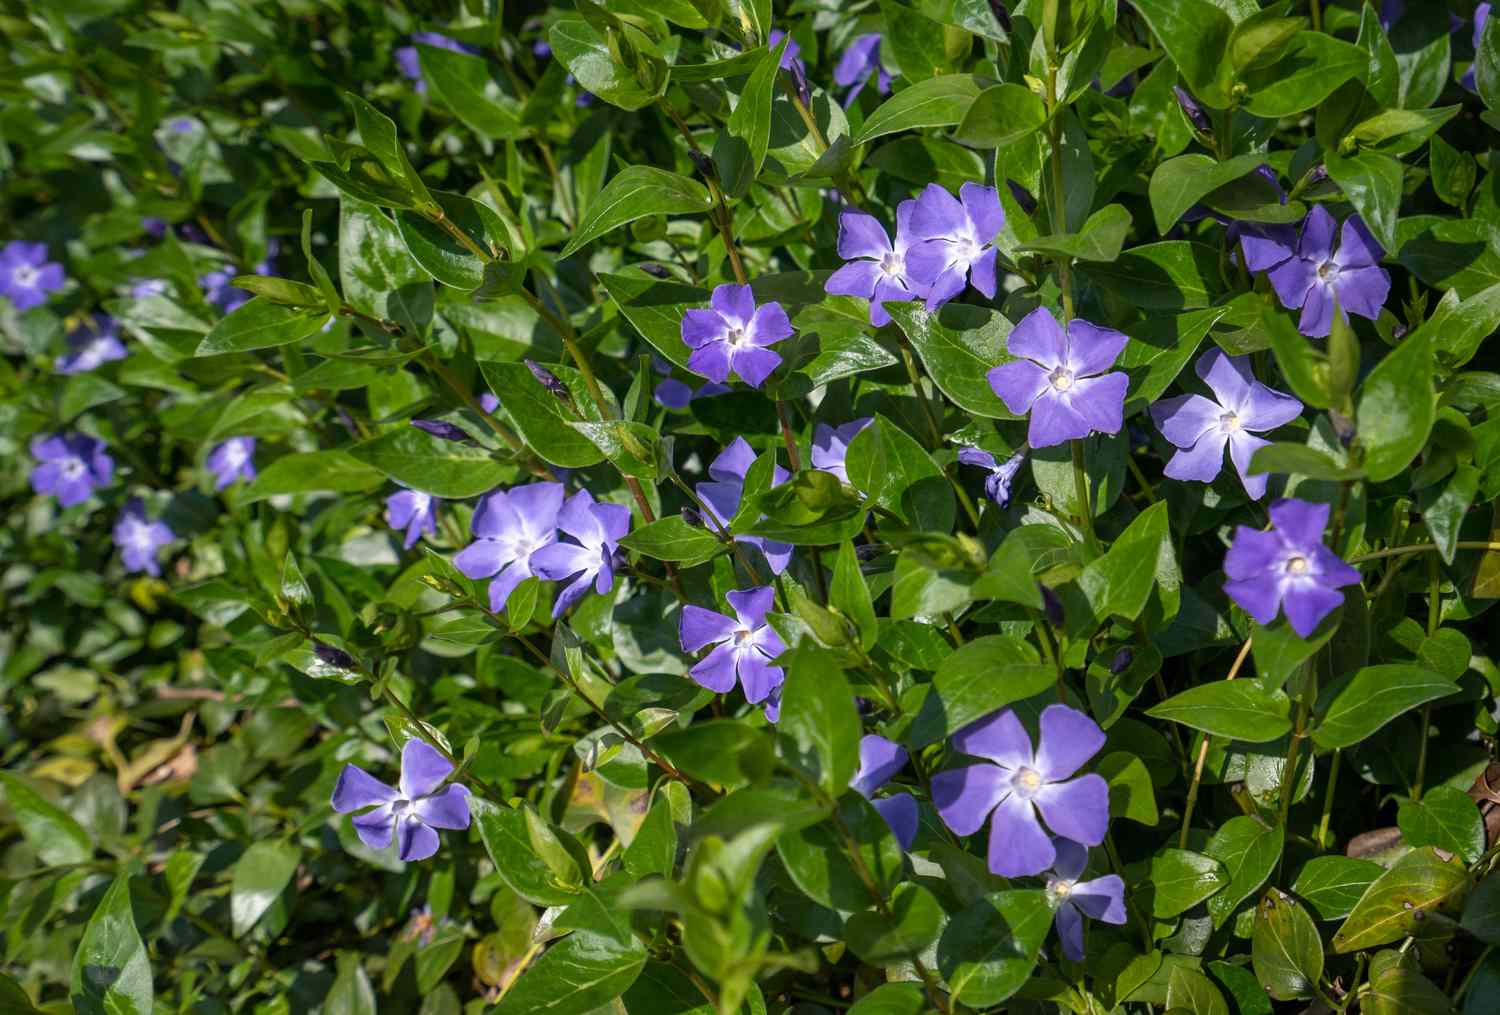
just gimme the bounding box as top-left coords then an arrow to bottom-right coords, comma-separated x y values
1316,748 -> 1341,850
1180,638 -> 1253,847
1414,554 -> 1442,800
1043,60 -> 1075,323
1125,453 -> 1158,504
776,398 -> 802,471
1349,540 -> 1500,563
900,339 -> 944,448
1072,439 -> 1098,552
1103,831 -> 1153,950
1277,685 -> 1313,828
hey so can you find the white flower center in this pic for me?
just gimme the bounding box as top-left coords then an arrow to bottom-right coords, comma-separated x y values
734,625 -> 753,645
1220,411 -> 1240,432
955,235 -> 980,263
122,519 -> 152,548
726,325 -> 749,349
879,252 -> 902,278
60,458 -> 87,480
1012,766 -> 1043,798
1049,367 -> 1075,392
222,442 -> 247,468
1317,260 -> 1338,281
1047,877 -> 1075,900
13,264 -> 38,287
1285,555 -> 1309,575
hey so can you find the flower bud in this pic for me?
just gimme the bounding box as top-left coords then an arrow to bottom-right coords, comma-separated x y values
314,642 -> 356,670
411,419 -> 470,442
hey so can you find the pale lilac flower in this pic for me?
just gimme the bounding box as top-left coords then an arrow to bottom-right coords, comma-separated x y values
1223,498 -> 1361,637
1465,5 -> 1492,91
29,434 -> 113,506
206,436 -> 257,490
1261,206 -> 1390,338
957,447 -> 1026,507
767,29 -> 802,71
824,203 -> 927,327
987,307 -> 1129,449
56,316 -> 127,374
679,586 -> 786,720
834,34 -> 891,106
680,284 -> 793,388
479,393 -> 500,413
530,489 -> 630,617
331,739 -> 471,862
1150,349 -> 1302,499
903,183 -> 1005,310
1044,837 -> 1127,961
142,217 -> 168,239
386,488 -> 439,549
201,269 -> 249,314
851,735 -> 918,850
454,482 -> 563,613
696,438 -> 792,574
0,241 -> 65,311
397,32 -> 478,93
811,418 -> 873,485
113,498 -> 173,577
931,704 -> 1109,878
131,278 -> 169,299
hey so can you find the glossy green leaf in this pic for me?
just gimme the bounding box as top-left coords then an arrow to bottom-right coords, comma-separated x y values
1148,682 -> 1293,742
561,167 -> 711,258
909,635 -> 1053,748
349,427 -> 514,498
1204,817 -> 1283,928
1311,664 -> 1457,750
1292,855 -> 1384,921
887,302 -> 1016,418
1397,785 -> 1485,863
936,890 -> 1052,1007
230,840 -> 302,937
778,653 -> 860,796
196,297 -> 331,355
0,772 -> 93,866
1251,891 -> 1323,1001
1333,847 -> 1469,952
953,83 -> 1048,148
846,883 -> 947,964
71,874 -> 153,1015
418,43 -> 524,139
853,74 -> 983,145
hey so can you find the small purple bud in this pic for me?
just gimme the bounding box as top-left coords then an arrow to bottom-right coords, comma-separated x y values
856,543 -> 884,561
1308,164 -> 1329,186
533,40 -> 552,60
682,507 -> 703,527
1041,585 -> 1064,627
524,360 -> 569,399
688,149 -> 716,181
411,419 -> 471,442
1006,180 -> 1037,216
314,642 -> 356,670
641,263 -> 671,279
1109,648 -> 1133,675
1328,410 -> 1356,448
790,60 -> 812,107
989,0 -> 1012,31
1172,86 -> 1213,134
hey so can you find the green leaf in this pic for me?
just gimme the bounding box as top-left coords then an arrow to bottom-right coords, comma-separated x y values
474,799 -> 585,907
1395,217 -> 1500,299
953,83 -> 1048,148
1431,135 -> 1478,208
1098,751 -> 1160,827
1149,848 -> 1229,919
280,551 -> 312,608
491,916 -> 645,1015
1365,957 -> 1456,1015
228,274 -> 327,308
1310,664 -> 1457,750
909,635 -> 1054,748
853,74 -> 983,145
778,654 -> 861,796
1166,965 -> 1229,1015
846,883 -> 947,964
1478,7 -> 1500,111
71,874 -> 153,1015
653,720 -> 772,788
1398,785 -> 1485,864
1021,203 -> 1133,262
418,43 -> 524,139
1077,501 -> 1169,623
830,541 -> 878,652
1347,105 -> 1460,158
937,890 -> 1052,1007
847,982 -> 929,1015
0,974 -> 41,1015
242,451 -> 385,501
196,296 -> 330,355
1147,681 -> 1293,742
1079,241 -> 1226,310
717,42 -> 782,196
1251,891 -> 1323,1001
349,427 -> 515,498
1129,0 -> 1233,104
478,360 -> 607,468
571,419 -> 661,479
1292,856 -> 1385,921
1462,874 -> 1500,945
561,167 -> 710,258
887,302 -> 1016,418
844,414 -> 954,531
623,788 -> 678,880
0,771 -> 93,866
1148,153 -> 1271,234
340,198 -> 434,337
777,795 -> 903,910
1324,150 -> 1404,254
230,840 -> 301,937
619,515 -> 724,566
1204,817 -> 1284,928
395,191 -> 509,291
1248,443 -> 1362,482
1251,614 -> 1340,691
1241,33 -> 1368,118
548,16 -> 660,111
1333,846 -> 1469,952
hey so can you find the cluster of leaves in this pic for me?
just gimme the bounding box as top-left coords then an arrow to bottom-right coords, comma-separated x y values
4,0 -> 1500,1014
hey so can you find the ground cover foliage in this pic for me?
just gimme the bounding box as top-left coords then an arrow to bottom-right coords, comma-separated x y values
5,0 -> 1500,1012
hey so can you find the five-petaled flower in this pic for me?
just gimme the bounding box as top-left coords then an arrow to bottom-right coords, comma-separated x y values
386,488 -> 439,550
1150,349 -> 1302,499
833,34 -> 891,106
1257,206 -> 1390,338
904,183 -> 1006,310
455,482 -> 563,613
1044,837 -> 1127,961
932,704 -> 1109,877
57,315 -> 127,375
696,438 -> 792,575
851,734 -> 918,850
811,418 -> 873,486
30,434 -> 114,507
113,498 -> 174,577
987,307 -> 1129,449
957,447 -> 1027,507
1,240 -> 66,311
681,284 -> 793,389
825,203 -> 926,326
207,436 -> 256,491
1223,498 -> 1361,637
331,739 -> 472,862
531,489 -> 630,617
679,586 -> 787,721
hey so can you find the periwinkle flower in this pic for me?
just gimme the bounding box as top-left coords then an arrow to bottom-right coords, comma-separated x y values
1465,5 -> 1492,91
331,739 -> 471,862
113,498 -> 173,577
411,419 -> 471,442
766,29 -> 802,71
811,418 -> 873,485
1044,837 -> 1127,961
1150,349 -> 1302,499
931,704 -> 1109,878
1,241 -> 65,311
131,278 -> 169,299
1223,498 -> 1361,637
987,307 -> 1129,449
530,489 -> 630,617
1172,86 -> 1212,133
207,436 -> 257,490
455,482 -> 562,613
851,735 -> 918,850
834,34 -> 891,106
386,488 -> 440,549
680,284 -> 793,388
142,217 -> 168,239
1259,206 -> 1390,338
824,203 -> 927,327
696,438 -> 792,574
396,32 -> 477,93
904,183 -> 1005,310
30,434 -> 114,506
57,316 -> 127,375
479,393 -> 500,413
679,586 -> 786,720
956,447 -> 1027,507
201,269 -> 249,314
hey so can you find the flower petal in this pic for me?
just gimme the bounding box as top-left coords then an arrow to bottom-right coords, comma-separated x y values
709,437 -> 757,483
1224,572 -> 1285,625
737,650 -> 783,704
1034,704 -> 1105,781
836,210 -> 893,260
960,182 -> 1005,243
352,804 -> 397,850
988,792 -> 1055,877
931,763 -> 1007,836
1298,204 -> 1337,263
825,259 -> 883,300
414,784 -> 472,829
454,538 -> 509,579
968,247 -> 999,299
1063,320 -> 1128,377
1029,390 -> 1094,448
727,586 -> 776,627
681,605 -> 739,652
987,360 -> 1051,415
1268,256 -> 1317,311
852,735 -> 909,797
681,308 -> 727,349
1281,579 -> 1345,637
909,183 -> 967,241
1334,265 -> 1390,321
953,709 -> 1034,769
1298,282 -> 1336,338
488,561 -> 532,614
1033,773 -> 1109,846
1152,393 -> 1224,450
398,818 -> 441,861
1054,902 -> 1085,961
1239,224 -> 1298,273
1007,307 -> 1068,369
400,739 -> 454,800
1072,875 -> 1128,924
332,765 -> 399,813
1227,431 -> 1271,500
1334,214 -> 1384,268
746,302 -> 793,346
874,793 -> 919,851
689,641 -> 740,693
711,284 -> 756,328
687,341 -> 733,383
1051,836 -> 1090,882
1269,498 -> 1331,548
1164,431 -> 1230,484
730,346 -> 782,388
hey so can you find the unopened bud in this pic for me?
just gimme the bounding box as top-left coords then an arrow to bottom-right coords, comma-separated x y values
525,360 -> 570,399
688,149 -> 716,181
681,507 -> 703,527
411,419 -> 470,442
989,0 -> 1012,31
640,262 -> 670,278
1110,647 -> 1133,675
790,60 -> 811,107
314,642 -> 356,670
1172,86 -> 1212,134
1041,585 -> 1065,627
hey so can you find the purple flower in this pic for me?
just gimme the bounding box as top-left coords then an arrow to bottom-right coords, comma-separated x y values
113,498 -> 173,577
1172,86 -> 1212,133
696,438 -> 792,575
833,34 -> 892,106
679,586 -> 786,720
386,488 -> 439,549
455,482 -> 563,613
0,241 -> 65,311
479,393 -> 500,413
56,316 -> 127,375
957,447 -> 1026,507
811,418 -> 873,486
824,203 -> 928,327
986,307 -> 1129,449
533,40 -> 552,59
131,278 -> 169,299
1465,5 -> 1492,91
331,739 -> 471,862
680,284 -> 793,388
142,217 -> 168,239
1223,498 -> 1361,637
1259,206 -> 1390,338
29,434 -> 113,506
530,489 -> 631,617
1150,349 -> 1302,499
201,269 -> 249,314
412,419 -> 471,442
931,704 -> 1109,878
1044,837 -> 1127,961
903,183 -> 1005,310
767,29 -> 802,71
397,32 -> 477,93
206,436 -> 257,490
851,735 -> 918,850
